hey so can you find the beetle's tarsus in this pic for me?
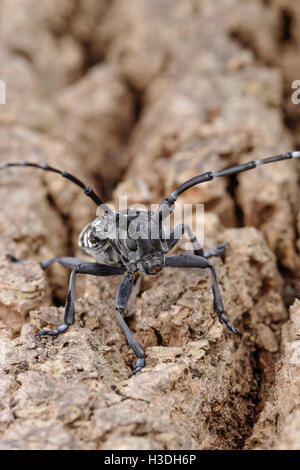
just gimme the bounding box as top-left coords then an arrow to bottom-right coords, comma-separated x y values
219,313 -> 242,336
36,330 -> 59,337
203,241 -> 229,259
36,324 -> 69,337
215,241 -> 229,252
6,253 -> 24,263
129,357 -> 146,377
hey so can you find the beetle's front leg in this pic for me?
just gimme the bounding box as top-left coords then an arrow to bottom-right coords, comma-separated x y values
36,262 -> 125,337
165,254 -> 241,336
36,268 -> 76,337
116,273 -> 146,376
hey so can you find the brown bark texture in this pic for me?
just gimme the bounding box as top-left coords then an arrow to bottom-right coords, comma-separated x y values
0,0 -> 299,450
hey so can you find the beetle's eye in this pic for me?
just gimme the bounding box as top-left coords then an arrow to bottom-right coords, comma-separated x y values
126,238 -> 137,251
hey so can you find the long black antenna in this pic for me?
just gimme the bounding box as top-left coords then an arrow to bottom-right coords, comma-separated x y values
155,151 -> 300,221
0,161 -> 111,210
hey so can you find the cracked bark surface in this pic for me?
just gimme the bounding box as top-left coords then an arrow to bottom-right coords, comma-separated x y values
0,0 -> 299,450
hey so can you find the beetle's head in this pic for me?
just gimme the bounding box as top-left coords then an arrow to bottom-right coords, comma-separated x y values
123,236 -> 165,275
123,238 -> 165,275
118,211 -> 167,275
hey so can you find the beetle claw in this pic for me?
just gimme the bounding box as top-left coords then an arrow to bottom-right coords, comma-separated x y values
36,324 -> 69,337
6,253 -> 25,264
129,358 -> 146,377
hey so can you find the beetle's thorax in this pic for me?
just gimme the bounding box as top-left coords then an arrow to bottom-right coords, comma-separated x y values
78,210 -> 168,275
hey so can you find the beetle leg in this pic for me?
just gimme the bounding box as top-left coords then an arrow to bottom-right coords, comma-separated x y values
39,256 -> 92,270
166,225 -> 229,259
36,262 -> 124,337
6,254 -> 99,270
202,242 -> 229,259
166,224 -> 203,254
6,253 -> 25,264
116,273 -> 146,376
165,254 -> 241,336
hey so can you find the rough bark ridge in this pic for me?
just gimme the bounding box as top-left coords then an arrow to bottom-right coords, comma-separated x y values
0,0 -> 299,449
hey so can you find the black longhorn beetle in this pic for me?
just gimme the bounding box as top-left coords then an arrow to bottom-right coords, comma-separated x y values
1,151 -> 299,375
